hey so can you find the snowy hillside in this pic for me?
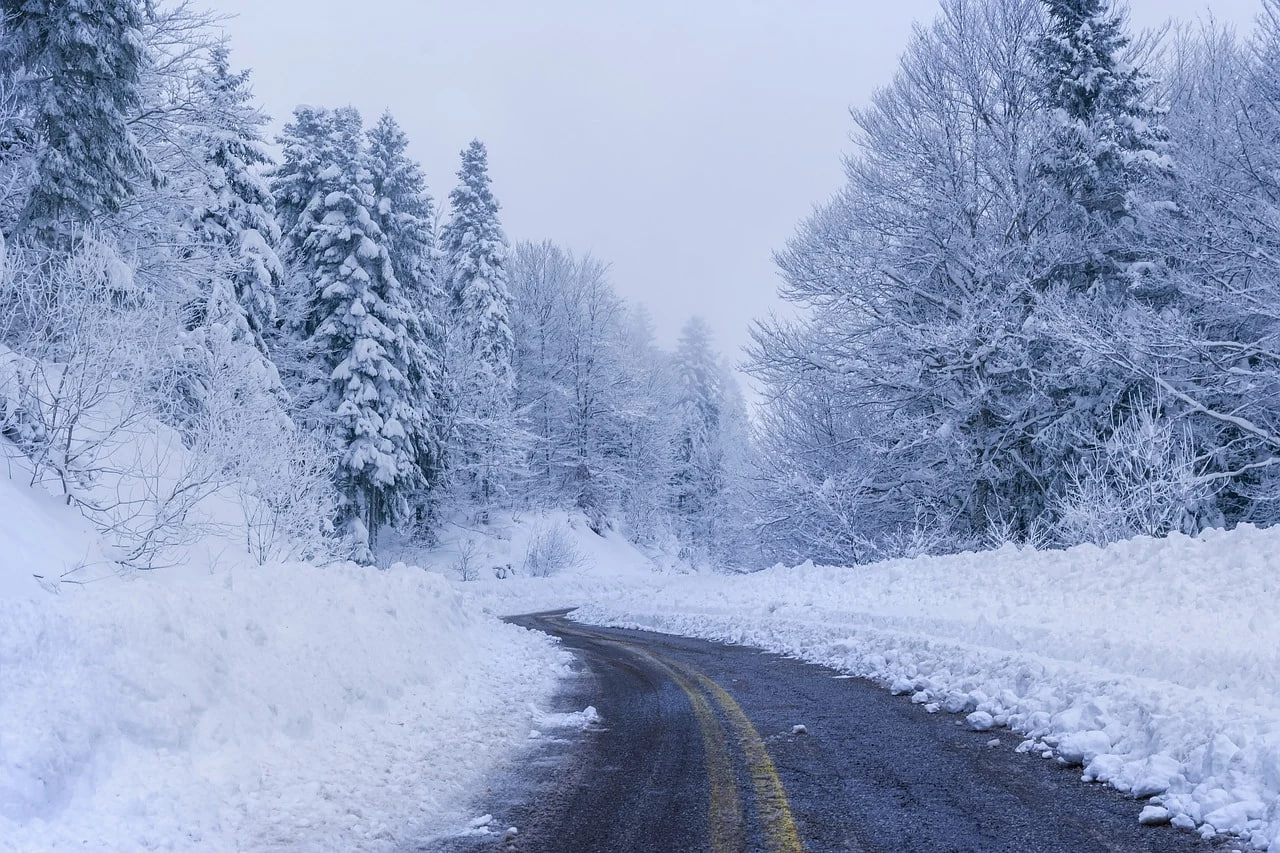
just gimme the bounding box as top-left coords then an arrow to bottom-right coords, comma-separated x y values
0,451 -> 571,853
548,529 -> 1280,850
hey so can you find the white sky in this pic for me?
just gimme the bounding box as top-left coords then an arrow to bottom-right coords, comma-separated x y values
203,0 -> 1261,371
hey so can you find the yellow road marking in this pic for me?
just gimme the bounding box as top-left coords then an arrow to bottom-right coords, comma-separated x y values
649,658 -> 746,853
657,656 -> 805,853
543,618 -> 805,853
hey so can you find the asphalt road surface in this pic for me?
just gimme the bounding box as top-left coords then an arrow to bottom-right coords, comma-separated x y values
435,611 -> 1222,853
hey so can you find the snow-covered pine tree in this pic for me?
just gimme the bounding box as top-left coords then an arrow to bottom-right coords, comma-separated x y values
671,317 -> 724,556
1034,0 -> 1173,296
0,0 -> 161,234
365,111 -> 446,526
1026,0 -> 1194,534
188,45 -> 283,357
271,106 -> 335,257
267,105 -> 338,417
146,41 -> 292,444
440,139 -> 517,509
271,106 -> 423,561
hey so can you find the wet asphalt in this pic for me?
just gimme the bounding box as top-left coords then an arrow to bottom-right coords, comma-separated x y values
429,611 -> 1225,853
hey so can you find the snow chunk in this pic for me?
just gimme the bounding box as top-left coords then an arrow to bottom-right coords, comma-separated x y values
1057,730 -> 1112,766
966,711 -> 995,732
1138,806 -> 1171,826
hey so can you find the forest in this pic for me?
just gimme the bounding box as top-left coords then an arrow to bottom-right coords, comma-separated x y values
4,0 -> 1280,572
0,0 -> 751,570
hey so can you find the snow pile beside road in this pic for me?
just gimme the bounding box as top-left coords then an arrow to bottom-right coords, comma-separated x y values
0,470 -> 569,851
574,527 -> 1280,849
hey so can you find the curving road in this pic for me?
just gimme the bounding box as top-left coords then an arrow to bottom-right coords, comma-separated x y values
435,611 -> 1222,853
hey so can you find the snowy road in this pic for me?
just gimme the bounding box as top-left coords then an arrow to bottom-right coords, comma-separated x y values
439,611 -> 1223,853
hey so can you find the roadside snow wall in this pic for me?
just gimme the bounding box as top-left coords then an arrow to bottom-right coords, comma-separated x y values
0,471 -> 568,852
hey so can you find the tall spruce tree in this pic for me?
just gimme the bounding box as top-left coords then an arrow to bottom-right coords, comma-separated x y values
0,0 -> 161,234
1027,0 -> 1180,513
1035,0 -> 1172,295
188,46 -> 283,355
440,139 -> 516,507
365,111 -> 447,524
672,317 -> 724,552
442,140 -> 513,388
271,106 -> 423,560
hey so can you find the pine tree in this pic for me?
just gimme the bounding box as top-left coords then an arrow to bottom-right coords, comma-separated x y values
365,111 -> 446,525
672,317 -> 724,553
1035,0 -> 1172,295
271,106 -> 422,560
157,44 -> 289,437
188,46 -> 283,355
1,0 -> 161,233
271,106 -> 337,256
1027,0 -> 1180,521
366,112 -> 439,326
442,140 -> 513,388
440,139 -> 516,507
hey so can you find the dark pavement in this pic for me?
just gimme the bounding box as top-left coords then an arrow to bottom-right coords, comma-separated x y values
431,611 -> 1222,853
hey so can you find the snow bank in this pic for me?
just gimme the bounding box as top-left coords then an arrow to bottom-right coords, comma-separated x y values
0,557 -> 568,852
568,528 -> 1280,849
0,460 -> 569,851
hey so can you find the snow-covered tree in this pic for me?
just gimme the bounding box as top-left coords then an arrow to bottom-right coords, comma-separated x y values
508,240 -> 647,528
611,306 -> 679,543
365,111 -> 446,521
187,45 -> 282,354
0,0 -> 161,234
752,0 -> 1050,558
1104,11 -> 1280,530
271,106 -> 424,560
440,139 -> 517,508
1035,0 -> 1172,279
442,140 -> 513,389
748,0 -> 1218,560
672,317 -> 746,562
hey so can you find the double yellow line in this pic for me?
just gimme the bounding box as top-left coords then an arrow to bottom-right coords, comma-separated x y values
552,620 -> 803,853
651,657 -> 748,853
654,654 -> 804,853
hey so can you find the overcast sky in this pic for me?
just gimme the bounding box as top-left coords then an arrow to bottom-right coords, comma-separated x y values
204,0 -> 1261,373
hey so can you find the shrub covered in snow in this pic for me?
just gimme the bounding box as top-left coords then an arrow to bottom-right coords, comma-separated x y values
522,523 -> 585,577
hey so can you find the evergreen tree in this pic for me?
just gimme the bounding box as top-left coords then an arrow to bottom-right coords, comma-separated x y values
1027,0 -> 1181,519
271,106 -> 422,560
271,105 -> 337,257
365,111 -> 446,523
188,46 -> 283,354
671,317 -> 724,553
156,44 -> 289,437
442,140 -> 513,389
1035,0 -> 1172,295
0,0 -> 161,233
440,140 -> 516,507
366,112 -> 440,326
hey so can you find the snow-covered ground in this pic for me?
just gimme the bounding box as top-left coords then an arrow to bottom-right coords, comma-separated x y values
0,453 -> 570,852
